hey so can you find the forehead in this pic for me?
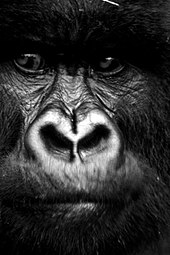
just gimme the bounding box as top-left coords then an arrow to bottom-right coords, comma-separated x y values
0,0 -> 165,53
0,0 -> 121,43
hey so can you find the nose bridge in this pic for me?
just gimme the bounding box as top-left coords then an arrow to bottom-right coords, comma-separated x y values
57,68 -> 90,110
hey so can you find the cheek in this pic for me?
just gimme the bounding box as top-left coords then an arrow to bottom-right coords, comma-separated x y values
0,88 -> 23,156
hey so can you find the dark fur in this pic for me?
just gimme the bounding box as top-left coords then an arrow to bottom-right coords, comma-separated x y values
0,1 -> 170,255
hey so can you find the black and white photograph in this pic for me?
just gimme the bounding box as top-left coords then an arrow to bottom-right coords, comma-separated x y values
0,0 -> 170,254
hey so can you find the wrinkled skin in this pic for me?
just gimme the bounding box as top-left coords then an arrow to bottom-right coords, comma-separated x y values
0,0 -> 170,255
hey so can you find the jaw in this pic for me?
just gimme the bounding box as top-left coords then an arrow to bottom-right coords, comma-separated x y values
0,150 -> 169,255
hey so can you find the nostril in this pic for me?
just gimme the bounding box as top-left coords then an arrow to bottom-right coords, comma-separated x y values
40,124 -> 73,152
78,124 -> 110,151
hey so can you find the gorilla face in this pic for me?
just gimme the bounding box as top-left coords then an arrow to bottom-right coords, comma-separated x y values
0,0 -> 170,254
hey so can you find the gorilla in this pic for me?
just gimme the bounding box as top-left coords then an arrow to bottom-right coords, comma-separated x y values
0,0 -> 170,254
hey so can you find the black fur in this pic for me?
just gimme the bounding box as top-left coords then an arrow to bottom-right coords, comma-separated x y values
0,1 -> 170,255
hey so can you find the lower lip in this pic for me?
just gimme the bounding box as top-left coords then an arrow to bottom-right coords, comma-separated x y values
4,200 -> 102,218
3,202 -> 109,231
2,201 -> 124,238
47,203 -> 99,220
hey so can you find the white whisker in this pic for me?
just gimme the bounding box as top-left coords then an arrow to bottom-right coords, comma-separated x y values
103,0 -> 119,6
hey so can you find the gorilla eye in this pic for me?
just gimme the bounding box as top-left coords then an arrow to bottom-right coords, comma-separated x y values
14,54 -> 46,73
94,57 -> 124,75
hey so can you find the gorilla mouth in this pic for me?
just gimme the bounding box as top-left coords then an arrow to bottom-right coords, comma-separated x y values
2,188 -> 132,223
3,191 -> 127,208
1,154 -> 141,220
2,197 -> 127,228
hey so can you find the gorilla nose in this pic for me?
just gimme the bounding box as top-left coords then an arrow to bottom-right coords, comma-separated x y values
25,109 -> 122,180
